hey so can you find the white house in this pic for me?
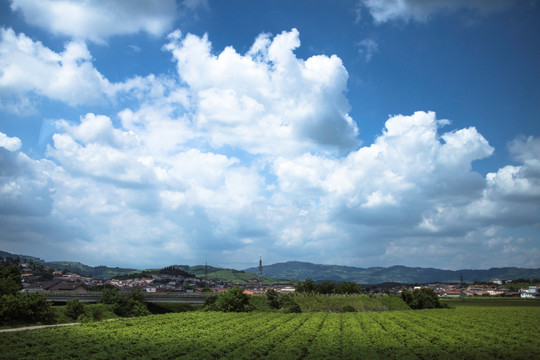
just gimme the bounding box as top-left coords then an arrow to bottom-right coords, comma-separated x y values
520,286 -> 538,298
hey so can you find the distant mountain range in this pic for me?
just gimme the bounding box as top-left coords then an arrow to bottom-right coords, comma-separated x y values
244,261 -> 540,284
3,250 -> 539,284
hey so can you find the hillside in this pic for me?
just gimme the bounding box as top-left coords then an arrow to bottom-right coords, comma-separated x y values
0,251 -> 138,280
172,264 -> 282,285
0,250 -> 282,283
245,261 -> 540,284
4,250 -> 539,284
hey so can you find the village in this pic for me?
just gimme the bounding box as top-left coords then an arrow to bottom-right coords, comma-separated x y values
15,258 -> 298,295
13,257 -> 538,299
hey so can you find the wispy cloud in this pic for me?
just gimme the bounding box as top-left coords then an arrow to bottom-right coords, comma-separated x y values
357,38 -> 378,61
360,0 -> 512,24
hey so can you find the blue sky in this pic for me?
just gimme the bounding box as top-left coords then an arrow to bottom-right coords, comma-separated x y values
0,0 -> 539,271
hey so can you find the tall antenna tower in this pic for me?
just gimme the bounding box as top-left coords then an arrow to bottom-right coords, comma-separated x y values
258,257 -> 263,289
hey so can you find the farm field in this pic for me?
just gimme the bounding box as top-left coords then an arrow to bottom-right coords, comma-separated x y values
1,304 -> 539,359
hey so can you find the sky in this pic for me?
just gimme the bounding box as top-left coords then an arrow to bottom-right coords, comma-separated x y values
0,0 -> 539,271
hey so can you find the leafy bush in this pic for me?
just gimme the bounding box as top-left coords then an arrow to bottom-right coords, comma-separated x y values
88,303 -> 109,321
0,264 -> 54,325
262,290 -> 302,313
0,265 -> 23,296
266,289 -> 281,309
341,305 -> 356,312
295,278 -> 363,295
101,288 -> 149,317
295,278 -> 316,294
0,292 -> 54,325
130,302 -> 150,317
278,293 -> 302,313
401,288 -> 448,310
206,287 -> 253,312
100,287 -> 119,304
66,299 -> 85,320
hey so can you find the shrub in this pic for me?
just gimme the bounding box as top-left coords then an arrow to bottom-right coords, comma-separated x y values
100,287 -> 119,304
342,305 -> 356,312
401,288 -> 448,310
281,301 -> 302,313
106,289 -> 150,317
0,292 -> 54,325
66,299 -> 85,320
206,287 -> 253,312
89,303 -> 105,320
130,302 -> 150,317
278,293 -> 302,313
0,265 -> 23,295
266,289 -> 281,309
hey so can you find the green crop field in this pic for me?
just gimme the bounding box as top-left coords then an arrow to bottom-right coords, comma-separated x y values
2,304 -> 539,359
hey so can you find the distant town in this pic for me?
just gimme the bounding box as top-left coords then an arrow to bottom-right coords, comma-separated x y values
2,254 -> 538,299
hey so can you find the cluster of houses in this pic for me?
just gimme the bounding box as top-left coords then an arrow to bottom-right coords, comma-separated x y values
16,261 -> 540,298
398,279 -> 539,298
20,265 -> 296,294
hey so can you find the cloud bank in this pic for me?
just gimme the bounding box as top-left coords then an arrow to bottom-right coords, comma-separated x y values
0,26 -> 538,269
10,0 -> 177,43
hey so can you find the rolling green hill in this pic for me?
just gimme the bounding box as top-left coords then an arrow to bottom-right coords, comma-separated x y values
245,261 -> 540,284
172,264 -> 282,284
4,250 -> 539,284
0,251 -> 138,280
0,251 -> 283,283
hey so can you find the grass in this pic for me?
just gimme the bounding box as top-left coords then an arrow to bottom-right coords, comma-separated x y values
440,297 -> 540,307
249,293 -> 409,312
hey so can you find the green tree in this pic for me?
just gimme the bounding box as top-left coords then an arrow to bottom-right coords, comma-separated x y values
0,293 -> 54,325
401,288 -> 447,310
130,302 -> 150,317
315,281 -> 336,294
335,281 -> 363,294
266,289 -> 280,309
207,287 -> 253,312
101,287 -> 149,317
99,287 -> 119,304
278,293 -> 301,313
66,299 -> 85,320
112,294 -> 133,317
0,265 -> 23,295
127,288 -> 145,303
295,278 -> 315,294
88,303 -> 107,321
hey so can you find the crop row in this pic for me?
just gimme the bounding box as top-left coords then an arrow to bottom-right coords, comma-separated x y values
1,306 -> 539,359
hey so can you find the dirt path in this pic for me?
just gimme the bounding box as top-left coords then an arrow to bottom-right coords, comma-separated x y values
0,322 -> 79,333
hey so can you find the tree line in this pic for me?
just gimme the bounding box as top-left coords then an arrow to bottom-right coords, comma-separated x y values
294,278 -> 363,295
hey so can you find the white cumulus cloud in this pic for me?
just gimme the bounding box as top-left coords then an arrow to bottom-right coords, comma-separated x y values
165,29 -> 359,155
10,0 -> 177,43
0,28 -> 113,108
0,28 -> 172,112
0,131 -> 21,151
0,26 -> 539,270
